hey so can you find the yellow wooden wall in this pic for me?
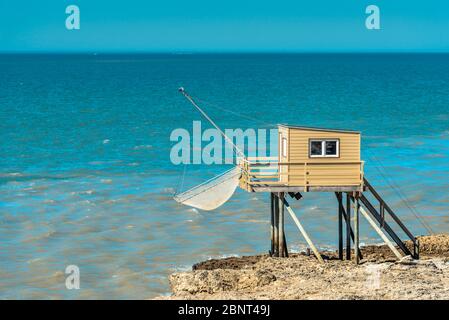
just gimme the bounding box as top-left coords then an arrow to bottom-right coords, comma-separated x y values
279,126 -> 362,187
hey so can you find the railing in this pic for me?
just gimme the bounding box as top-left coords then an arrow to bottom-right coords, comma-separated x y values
361,178 -> 419,258
240,157 -> 364,188
240,157 -> 280,186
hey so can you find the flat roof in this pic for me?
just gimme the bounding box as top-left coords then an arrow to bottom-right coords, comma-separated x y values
278,124 -> 360,134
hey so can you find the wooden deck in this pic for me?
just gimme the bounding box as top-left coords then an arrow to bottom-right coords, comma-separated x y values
239,157 -> 364,193
248,185 -> 363,192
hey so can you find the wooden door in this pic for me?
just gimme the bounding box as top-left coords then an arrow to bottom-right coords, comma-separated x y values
279,132 -> 288,183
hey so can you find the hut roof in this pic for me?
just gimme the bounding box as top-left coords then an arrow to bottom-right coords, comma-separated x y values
278,124 -> 360,134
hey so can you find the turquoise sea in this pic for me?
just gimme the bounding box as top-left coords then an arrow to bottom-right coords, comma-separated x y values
1,54 -> 448,299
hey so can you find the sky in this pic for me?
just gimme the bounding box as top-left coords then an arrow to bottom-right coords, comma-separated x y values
0,0 -> 448,52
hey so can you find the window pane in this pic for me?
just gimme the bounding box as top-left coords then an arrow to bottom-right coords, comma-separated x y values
325,141 -> 337,156
310,141 -> 322,156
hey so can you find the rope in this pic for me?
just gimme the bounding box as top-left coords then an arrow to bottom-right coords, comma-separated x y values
174,163 -> 188,196
194,97 -> 276,128
174,167 -> 241,203
177,166 -> 238,196
179,88 -> 246,160
174,88 -> 257,195
365,149 -> 434,235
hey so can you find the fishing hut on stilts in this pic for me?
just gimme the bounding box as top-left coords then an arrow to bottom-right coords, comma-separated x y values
174,88 -> 420,264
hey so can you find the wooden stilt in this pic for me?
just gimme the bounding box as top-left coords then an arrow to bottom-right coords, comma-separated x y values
335,193 -> 363,261
283,233 -> 289,257
354,195 -> 360,264
273,193 -> 279,257
278,192 -> 285,257
337,192 -> 343,260
270,193 -> 275,256
346,193 -> 351,260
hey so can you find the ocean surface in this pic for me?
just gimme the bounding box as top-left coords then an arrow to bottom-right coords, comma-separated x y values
0,54 -> 448,299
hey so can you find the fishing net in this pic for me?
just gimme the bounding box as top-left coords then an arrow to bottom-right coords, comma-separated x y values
174,167 -> 242,211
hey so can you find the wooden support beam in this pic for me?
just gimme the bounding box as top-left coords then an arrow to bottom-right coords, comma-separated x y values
359,206 -> 403,260
337,192 -> 343,260
284,198 -> 324,264
359,194 -> 413,257
363,178 -> 417,244
354,195 -> 360,264
251,186 -> 362,193
270,193 -> 275,256
278,192 -> 286,257
283,233 -> 289,257
346,193 -> 351,261
273,193 -> 279,257
336,193 -> 363,261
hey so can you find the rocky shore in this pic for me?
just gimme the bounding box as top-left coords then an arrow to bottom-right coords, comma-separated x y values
163,235 -> 449,300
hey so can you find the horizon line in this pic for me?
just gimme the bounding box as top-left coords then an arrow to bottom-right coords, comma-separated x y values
1,50 -> 449,55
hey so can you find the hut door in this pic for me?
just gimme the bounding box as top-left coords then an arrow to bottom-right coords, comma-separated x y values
279,132 -> 288,183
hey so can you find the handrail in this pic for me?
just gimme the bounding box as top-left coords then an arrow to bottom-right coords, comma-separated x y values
361,177 -> 419,259
359,194 -> 413,257
244,160 -> 364,165
240,158 -> 364,188
245,156 -> 278,161
363,178 -> 416,242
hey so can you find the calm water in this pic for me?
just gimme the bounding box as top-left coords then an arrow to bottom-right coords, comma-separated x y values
0,54 -> 448,299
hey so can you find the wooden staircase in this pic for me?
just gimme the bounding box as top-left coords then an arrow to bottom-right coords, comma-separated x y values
359,178 -> 419,259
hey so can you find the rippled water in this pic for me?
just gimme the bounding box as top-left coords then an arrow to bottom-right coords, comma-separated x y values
0,54 -> 448,299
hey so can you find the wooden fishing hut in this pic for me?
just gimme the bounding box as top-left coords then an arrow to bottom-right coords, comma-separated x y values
176,88 -> 420,264
239,124 -> 420,263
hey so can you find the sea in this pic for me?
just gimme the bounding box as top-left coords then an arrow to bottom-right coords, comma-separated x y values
0,53 -> 448,299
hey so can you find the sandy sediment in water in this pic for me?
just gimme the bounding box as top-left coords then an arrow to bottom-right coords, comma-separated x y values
161,235 -> 449,300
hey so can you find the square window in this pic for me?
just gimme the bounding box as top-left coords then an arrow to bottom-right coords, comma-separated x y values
310,139 -> 339,157
325,141 -> 338,156
310,141 -> 323,156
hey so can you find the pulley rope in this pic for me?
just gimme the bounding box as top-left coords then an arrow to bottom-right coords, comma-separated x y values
175,88 -> 250,198
179,88 -> 246,160
174,162 -> 188,196
194,97 -> 276,128
366,149 -> 434,235
174,167 -> 240,203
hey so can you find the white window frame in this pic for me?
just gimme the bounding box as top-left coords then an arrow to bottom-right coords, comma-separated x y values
281,137 -> 287,158
309,139 -> 339,158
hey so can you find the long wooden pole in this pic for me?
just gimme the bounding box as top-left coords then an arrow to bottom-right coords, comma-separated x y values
335,193 -> 363,261
354,195 -> 360,264
283,233 -> 289,257
178,87 -> 246,160
279,192 -> 285,257
337,192 -> 343,260
273,193 -> 279,257
284,198 -> 324,263
346,193 -> 351,260
270,193 -> 275,256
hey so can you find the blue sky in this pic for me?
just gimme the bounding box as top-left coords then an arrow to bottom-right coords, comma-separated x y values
1,0 -> 448,52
